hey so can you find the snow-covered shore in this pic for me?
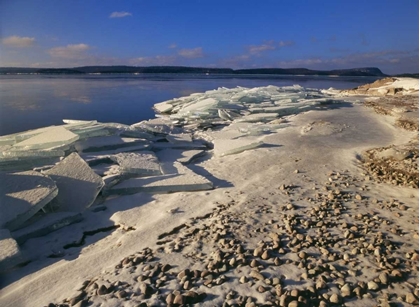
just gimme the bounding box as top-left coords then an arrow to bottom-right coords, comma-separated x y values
0,78 -> 418,307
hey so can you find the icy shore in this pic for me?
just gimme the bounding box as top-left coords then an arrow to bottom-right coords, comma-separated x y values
0,78 -> 418,307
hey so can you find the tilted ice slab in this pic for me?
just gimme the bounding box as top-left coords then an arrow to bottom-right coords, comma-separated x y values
74,136 -> 150,153
110,152 -> 161,176
0,171 -> 58,231
12,126 -> 79,151
44,153 -> 104,212
108,162 -> 213,195
0,229 -> 25,273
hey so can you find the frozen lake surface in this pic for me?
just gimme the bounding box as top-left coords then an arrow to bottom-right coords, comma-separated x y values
0,74 -> 382,135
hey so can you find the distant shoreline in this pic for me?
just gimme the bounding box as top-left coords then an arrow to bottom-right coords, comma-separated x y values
2,65 -> 416,78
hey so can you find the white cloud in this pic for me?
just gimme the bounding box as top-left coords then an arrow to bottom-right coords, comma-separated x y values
178,47 -> 204,58
279,40 -> 295,47
247,41 -> 276,55
2,35 -> 35,47
48,44 -> 90,59
109,11 -> 132,18
168,43 -> 177,49
247,40 -> 295,55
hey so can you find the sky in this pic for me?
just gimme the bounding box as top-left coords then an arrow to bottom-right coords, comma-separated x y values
0,0 -> 418,74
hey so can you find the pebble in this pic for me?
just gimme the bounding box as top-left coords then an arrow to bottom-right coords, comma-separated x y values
341,283 -> 352,297
379,272 -> 388,284
329,293 -> 341,304
298,251 -> 307,259
261,250 -> 270,260
406,292 -> 417,304
367,281 -> 379,291
116,290 -> 127,298
166,293 -> 175,304
173,294 -> 185,304
257,285 -> 266,293
288,300 -> 299,307
250,270 -> 265,281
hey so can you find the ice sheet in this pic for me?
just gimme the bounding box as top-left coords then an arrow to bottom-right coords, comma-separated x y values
0,171 -> 58,231
44,153 -> 104,212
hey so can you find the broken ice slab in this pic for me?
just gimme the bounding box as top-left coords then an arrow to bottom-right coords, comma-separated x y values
11,212 -> 83,245
0,157 -> 63,172
0,229 -> 25,273
156,149 -> 206,174
107,162 -> 213,195
217,109 -> 242,121
12,126 -> 79,151
153,101 -> 174,113
44,152 -> 104,212
180,97 -> 220,112
234,113 -> 279,123
0,171 -> 58,231
110,152 -> 161,176
156,149 -> 205,165
74,135 -> 150,153
166,133 -> 193,144
119,129 -> 157,140
0,149 -> 65,172
90,163 -> 120,176
151,140 -> 207,150
131,118 -> 180,135
213,138 -> 264,157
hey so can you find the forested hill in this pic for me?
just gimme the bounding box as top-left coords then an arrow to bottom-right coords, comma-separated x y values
0,66 -> 392,77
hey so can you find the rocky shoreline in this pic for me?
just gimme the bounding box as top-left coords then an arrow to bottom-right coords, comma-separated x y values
49,166 -> 418,307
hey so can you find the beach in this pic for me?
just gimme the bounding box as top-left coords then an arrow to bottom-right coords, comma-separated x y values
0,78 -> 418,307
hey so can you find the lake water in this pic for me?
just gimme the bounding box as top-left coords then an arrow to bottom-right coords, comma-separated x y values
0,74 -> 381,136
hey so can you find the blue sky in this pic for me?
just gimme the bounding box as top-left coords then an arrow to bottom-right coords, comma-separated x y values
0,0 -> 418,74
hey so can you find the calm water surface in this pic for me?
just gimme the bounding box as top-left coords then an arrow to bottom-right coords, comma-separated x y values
0,74 -> 381,135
